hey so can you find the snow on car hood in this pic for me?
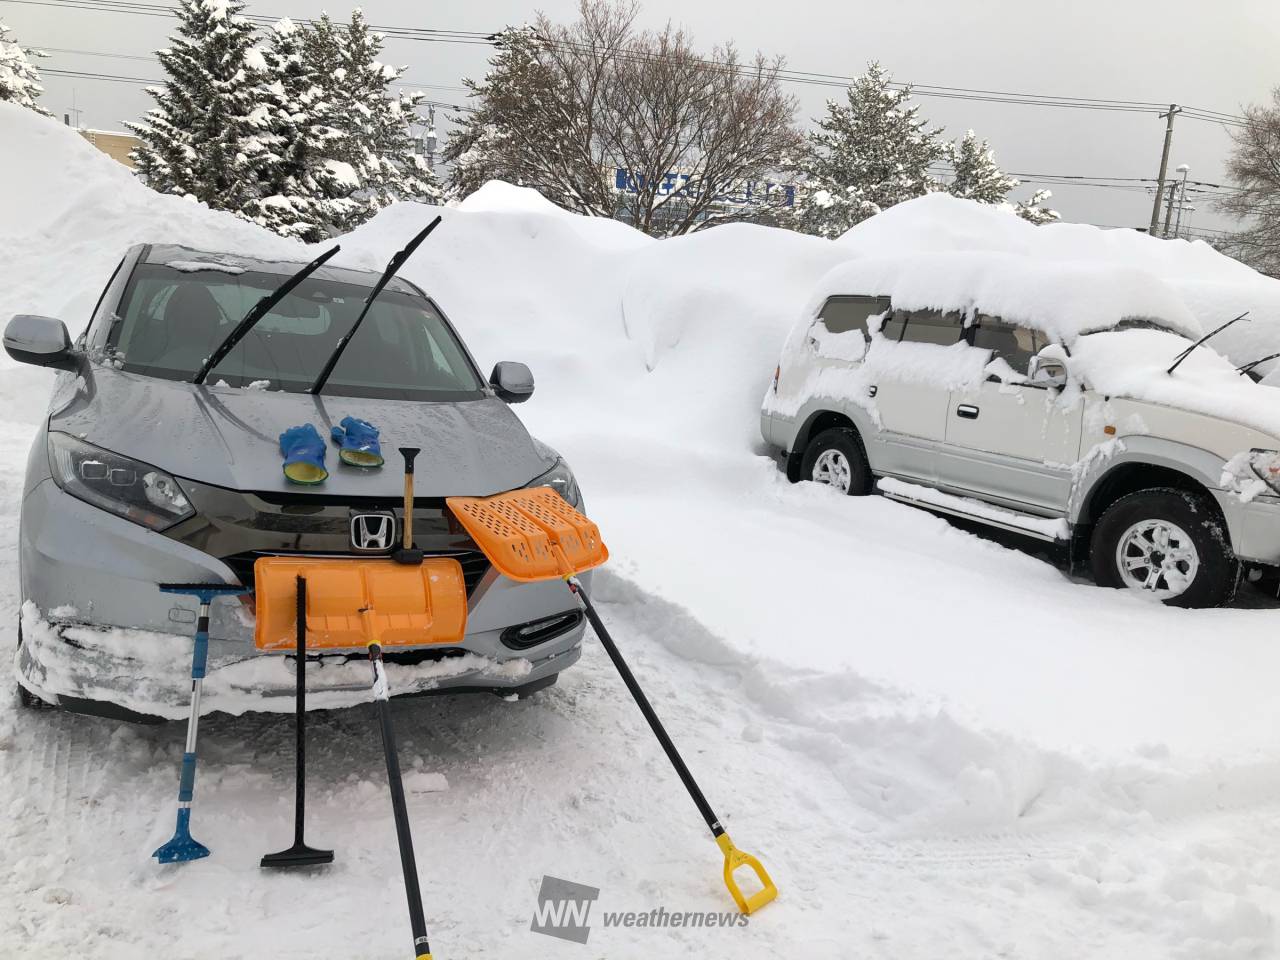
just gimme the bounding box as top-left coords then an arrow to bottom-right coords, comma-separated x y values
1069,328 -> 1280,443
49,365 -> 555,497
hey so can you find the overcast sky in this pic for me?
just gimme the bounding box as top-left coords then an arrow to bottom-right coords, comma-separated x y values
6,0 -> 1277,233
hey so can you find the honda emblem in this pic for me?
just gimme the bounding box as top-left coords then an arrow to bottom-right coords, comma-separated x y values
350,511 -> 396,552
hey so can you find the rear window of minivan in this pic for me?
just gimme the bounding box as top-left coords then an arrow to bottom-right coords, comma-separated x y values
818,296 -> 890,337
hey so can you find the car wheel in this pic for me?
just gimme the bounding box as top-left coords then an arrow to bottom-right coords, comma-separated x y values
1090,487 -> 1239,608
800,427 -> 872,496
15,622 -> 53,711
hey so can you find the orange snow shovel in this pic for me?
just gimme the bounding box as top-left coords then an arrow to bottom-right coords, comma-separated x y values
447,488 -> 778,915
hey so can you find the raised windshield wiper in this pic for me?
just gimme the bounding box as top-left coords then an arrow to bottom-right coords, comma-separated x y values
1166,311 -> 1249,376
309,216 -> 442,395
192,245 -> 341,385
1238,351 -> 1280,377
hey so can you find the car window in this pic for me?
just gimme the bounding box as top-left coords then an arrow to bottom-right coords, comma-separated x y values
972,316 -> 1049,376
817,296 -> 890,337
886,308 -> 964,345
109,264 -> 484,401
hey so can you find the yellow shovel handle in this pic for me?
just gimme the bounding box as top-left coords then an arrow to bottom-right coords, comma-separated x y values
716,833 -> 777,915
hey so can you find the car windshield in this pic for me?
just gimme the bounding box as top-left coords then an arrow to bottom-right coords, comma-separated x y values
108,264 -> 485,401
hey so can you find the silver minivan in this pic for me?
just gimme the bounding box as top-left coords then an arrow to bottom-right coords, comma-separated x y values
763,271 -> 1280,608
10,243 -> 587,721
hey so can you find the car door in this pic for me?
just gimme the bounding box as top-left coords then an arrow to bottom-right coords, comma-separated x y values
864,308 -> 965,484
938,316 -> 1083,511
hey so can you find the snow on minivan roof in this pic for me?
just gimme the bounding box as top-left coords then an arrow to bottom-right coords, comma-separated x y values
805,251 -> 1203,343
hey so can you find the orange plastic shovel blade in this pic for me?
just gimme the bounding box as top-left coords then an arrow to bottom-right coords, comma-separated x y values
447,487 -> 608,582
254,556 -> 468,650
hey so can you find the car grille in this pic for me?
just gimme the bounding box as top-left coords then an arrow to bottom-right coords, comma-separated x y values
220,550 -> 491,597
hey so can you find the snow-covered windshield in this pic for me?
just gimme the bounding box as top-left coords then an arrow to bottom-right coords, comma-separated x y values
108,264 -> 485,400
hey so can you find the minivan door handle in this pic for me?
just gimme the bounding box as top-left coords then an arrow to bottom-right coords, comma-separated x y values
956,404 -> 980,419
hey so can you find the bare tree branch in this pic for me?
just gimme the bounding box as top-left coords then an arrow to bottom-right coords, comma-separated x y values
444,0 -> 800,237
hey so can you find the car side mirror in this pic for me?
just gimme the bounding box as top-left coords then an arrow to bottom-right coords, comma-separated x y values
489,361 -> 534,403
1028,354 -> 1067,389
4,315 -> 80,372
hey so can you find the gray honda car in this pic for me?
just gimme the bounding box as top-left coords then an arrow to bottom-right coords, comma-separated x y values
8,241 -> 588,722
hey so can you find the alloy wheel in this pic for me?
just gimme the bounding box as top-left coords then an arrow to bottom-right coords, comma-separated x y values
811,449 -> 852,493
1115,518 -> 1200,600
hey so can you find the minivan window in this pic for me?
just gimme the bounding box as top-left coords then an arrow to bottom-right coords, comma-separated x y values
818,296 -> 890,337
972,316 -> 1048,376
109,264 -> 485,401
886,308 -> 964,345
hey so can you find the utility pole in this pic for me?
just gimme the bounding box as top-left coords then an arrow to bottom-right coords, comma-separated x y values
1149,104 -> 1181,234
1161,181 -> 1179,237
1172,164 -> 1190,239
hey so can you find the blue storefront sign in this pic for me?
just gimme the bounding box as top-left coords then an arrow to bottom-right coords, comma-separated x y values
614,168 -> 795,207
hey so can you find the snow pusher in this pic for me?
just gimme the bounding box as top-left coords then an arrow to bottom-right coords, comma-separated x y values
447,488 -> 779,916
253,447 -> 458,959
153,582 -> 247,864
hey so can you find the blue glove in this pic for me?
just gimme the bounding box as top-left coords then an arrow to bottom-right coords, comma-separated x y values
330,416 -> 384,468
279,423 -> 328,485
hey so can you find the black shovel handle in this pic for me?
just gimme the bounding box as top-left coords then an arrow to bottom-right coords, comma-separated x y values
368,644 -> 433,957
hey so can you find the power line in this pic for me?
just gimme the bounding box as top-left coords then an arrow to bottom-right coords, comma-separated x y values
12,0 -> 1250,123
33,41 -> 471,92
39,66 -> 476,111
534,33 -> 1247,122
3,0 -> 496,43
33,44 -> 155,61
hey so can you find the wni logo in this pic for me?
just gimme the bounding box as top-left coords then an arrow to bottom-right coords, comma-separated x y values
530,875 -> 600,944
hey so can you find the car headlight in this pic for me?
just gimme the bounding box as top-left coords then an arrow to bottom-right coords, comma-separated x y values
1249,450 -> 1280,495
48,432 -> 194,531
528,457 -> 581,508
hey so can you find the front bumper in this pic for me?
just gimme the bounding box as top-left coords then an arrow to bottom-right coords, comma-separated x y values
1221,491 -> 1280,565
17,479 -> 588,720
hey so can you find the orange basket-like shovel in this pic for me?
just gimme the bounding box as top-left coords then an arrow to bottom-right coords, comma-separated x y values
447,488 -> 777,916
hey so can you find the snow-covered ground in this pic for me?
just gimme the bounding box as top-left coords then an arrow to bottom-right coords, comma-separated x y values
3,103 -> 1280,958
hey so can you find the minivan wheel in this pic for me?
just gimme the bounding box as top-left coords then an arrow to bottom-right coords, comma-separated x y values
801,428 -> 872,496
1090,488 -> 1239,608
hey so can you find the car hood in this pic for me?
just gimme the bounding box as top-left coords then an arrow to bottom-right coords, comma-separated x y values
49,365 -> 555,497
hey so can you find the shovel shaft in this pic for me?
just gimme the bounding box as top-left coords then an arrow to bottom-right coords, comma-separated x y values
293,578 -> 307,844
400,447 -> 420,552
368,644 -> 432,958
402,474 -> 414,550
567,579 -> 724,838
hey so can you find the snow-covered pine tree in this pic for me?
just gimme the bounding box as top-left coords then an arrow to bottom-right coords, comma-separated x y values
127,0 -> 262,210
791,62 -> 945,237
0,22 -> 50,116
242,19 -> 354,241
945,129 -> 1018,204
1014,188 -> 1060,225
304,10 -> 441,231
